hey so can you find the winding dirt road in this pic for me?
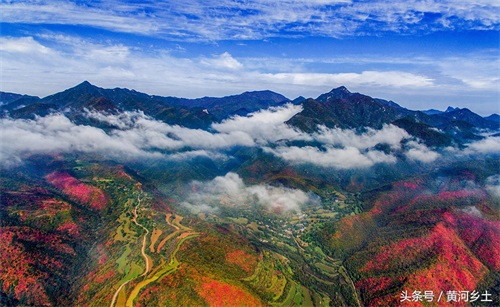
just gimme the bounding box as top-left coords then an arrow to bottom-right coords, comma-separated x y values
131,196 -> 152,276
110,195 -> 151,307
110,194 -> 199,307
109,280 -> 130,307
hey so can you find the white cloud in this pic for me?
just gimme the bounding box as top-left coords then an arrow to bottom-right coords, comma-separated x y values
84,45 -> 131,65
0,114 -> 160,165
0,36 -> 263,99
461,206 -> 484,218
0,35 -> 497,115
312,124 -> 410,150
86,106 -> 310,150
7,77 -> 496,171
0,105 -> 428,170
485,175 -> 500,199
465,136 -> 500,154
257,123 -> 446,168
365,150 -> 399,164
0,36 -> 52,54
265,145 -> 396,169
0,111 -> 253,166
438,56 -> 500,91
0,1 -> 158,35
405,141 -> 440,163
86,110 -> 256,150
167,150 -> 229,162
259,124 -> 412,168
2,97 -> 494,171
1,1 -> 497,40
212,104 -> 309,144
201,52 -> 243,70
263,71 -> 435,88
181,172 -> 313,214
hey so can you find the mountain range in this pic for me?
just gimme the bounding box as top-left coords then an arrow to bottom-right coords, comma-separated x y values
2,81 -> 498,139
0,82 -> 499,306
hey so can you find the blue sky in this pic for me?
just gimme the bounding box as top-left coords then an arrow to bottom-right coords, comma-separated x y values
1,0 -> 499,115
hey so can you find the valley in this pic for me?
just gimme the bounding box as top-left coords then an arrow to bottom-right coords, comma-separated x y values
0,83 -> 498,306
76,169 -> 202,307
2,0 -> 500,303
99,165 -> 362,306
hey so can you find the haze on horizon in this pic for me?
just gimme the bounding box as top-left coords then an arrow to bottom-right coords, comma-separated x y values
1,0 -> 499,115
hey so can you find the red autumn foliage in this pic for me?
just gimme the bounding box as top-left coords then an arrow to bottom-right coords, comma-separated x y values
57,221 -> 80,237
96,244 -> 109,266
0,226 -> 75,306
328,175 -> 500,306
393,180 -> 420,190
197,277 -> 262,307
356,276 -> 396,294
226,249 -> 257,273
455,212 -> 500,271
405,222 -> 488,295
361,236 -> 433,273
46,171 -> 108,210
0,230 -> 49,306
151,197 -> 172,212
95,270 -> 115,283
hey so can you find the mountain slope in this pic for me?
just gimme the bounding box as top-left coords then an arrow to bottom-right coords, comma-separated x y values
0,92 -> 40,112
1,83 -> 499,307
6,82 -> 216,129
3,82 -> 290,128
286,87 -> 497,146
313,160 -> 500,306
165,90 -> 290,119
287,87 -> 411,131
434,108 -> 499,130
0,92 -> 40,106
485,114 -> 500,123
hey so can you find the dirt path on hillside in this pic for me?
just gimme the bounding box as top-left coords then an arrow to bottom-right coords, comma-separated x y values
110,194 -> 151,307
131,196 -> 152,276
111,193 -> 199,307
124,212 -> 199,307
109,280 -> 130,307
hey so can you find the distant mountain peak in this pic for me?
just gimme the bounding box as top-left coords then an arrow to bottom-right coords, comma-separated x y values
292,96 -> 306,104
316,86 -> 353,102
485,114 -> 500,123
333,86 -> 351,93
422,109 -> 443,115
445,106 -> 460,113
238,90 -> 287,100
56,81 -> 101,95
73,80 -> 99,90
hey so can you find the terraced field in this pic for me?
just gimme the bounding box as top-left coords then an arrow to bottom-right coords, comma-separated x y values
0,159 -> 373,306
109,191 -> 199,307
70,166 -> 365,307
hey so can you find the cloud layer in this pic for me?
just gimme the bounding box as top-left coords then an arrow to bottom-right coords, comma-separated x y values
1,106 -> 304,165
263,124 -> 443,168
0,104 -> 452,169
485,175 -> 500,199
212,104 -> 308,144
181,172 -> 314,214
465,136 -> 500,154
265,145 -> 397,169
